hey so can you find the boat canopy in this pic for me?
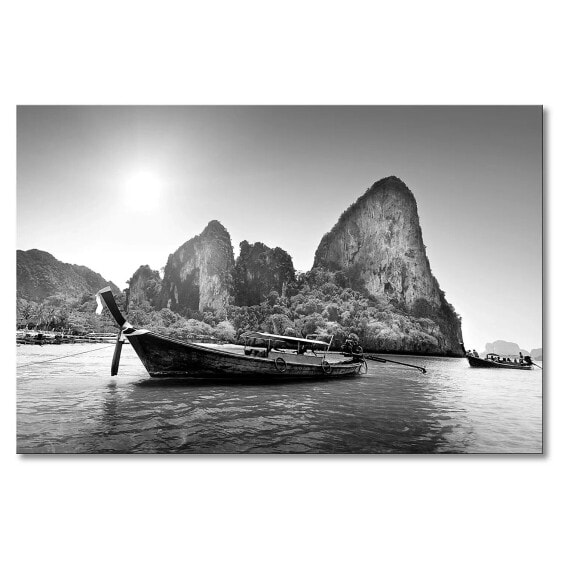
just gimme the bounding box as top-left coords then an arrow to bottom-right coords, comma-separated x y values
241,331 -> 330,347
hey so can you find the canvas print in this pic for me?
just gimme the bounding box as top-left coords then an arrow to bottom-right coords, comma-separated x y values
16,106 -> 542,454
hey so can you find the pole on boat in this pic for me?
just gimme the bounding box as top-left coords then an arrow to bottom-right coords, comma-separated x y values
110,288 -> 129,376
362,353 -> 427,374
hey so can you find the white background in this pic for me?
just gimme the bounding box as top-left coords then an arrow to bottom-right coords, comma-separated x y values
1,1 -> 558,560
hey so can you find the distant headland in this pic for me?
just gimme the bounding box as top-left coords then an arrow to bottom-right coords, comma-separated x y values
480,340 -> 542,361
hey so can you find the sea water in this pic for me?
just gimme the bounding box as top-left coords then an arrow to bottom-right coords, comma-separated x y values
16,344 -> 542,453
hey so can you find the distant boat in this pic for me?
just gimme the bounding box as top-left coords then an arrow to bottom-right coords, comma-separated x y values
466,352 -> 533,370
97,287 -> 366,379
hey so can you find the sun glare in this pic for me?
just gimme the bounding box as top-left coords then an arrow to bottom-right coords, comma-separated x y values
123,170 -> 162,212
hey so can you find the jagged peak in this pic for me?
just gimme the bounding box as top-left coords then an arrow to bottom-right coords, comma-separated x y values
132,264 -> 159,274
128,265 -> 161,284
168,220 -> 233,260
201,219 -> 230,238
239,240 -> 270,252
367,175 -> 411,194
351,176 -> 414,213
237,240 -> 294,261
316,176 -> 416,252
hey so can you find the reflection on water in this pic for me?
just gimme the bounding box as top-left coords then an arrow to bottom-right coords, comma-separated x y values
17,344 -> 542,453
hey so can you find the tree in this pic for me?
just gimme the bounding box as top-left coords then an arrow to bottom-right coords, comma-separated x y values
17,299 -> 36,329
322,303 -> 340,322
266,290 -> 280,306
33,302 -> 47,330
296,313 -> 326,337
215,320 -> 236,342
261,313 -> 294,335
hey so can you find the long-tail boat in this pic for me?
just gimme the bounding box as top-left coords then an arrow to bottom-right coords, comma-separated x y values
460,342 -> 535,370
96,287 -> 366,380
466,352 -> 534,370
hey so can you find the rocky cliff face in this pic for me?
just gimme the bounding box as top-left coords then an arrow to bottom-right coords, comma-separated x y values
128,265 -> 162,308
313,176 -> 463,354
17,249 -> 119,303
234,241 -> 296,306
159,221 -> 235,314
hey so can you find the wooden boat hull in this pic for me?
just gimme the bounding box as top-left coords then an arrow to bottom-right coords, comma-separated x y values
126,331 -> 364,379
466,355 -> 532,370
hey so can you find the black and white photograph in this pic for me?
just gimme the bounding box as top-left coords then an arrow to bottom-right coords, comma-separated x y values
4,3 -> 560,560
16,105 -> 542,454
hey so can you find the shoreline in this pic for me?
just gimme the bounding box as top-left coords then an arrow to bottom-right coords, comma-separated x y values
16,334 -> 465,358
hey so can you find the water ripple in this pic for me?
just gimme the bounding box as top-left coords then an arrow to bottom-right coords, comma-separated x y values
17,345 -> 542,453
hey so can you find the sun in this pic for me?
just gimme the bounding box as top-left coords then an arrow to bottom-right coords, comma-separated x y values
123,170 -> 163,211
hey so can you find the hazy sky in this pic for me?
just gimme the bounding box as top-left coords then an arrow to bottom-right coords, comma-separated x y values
17,106 -> 542,350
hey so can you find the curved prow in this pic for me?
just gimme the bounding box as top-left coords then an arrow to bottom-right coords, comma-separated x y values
97,286 -> 127,328
96,287 -> 129,377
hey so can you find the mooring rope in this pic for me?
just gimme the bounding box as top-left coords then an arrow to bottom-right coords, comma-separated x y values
362,353 -> 427,373
16,344 -> 116,368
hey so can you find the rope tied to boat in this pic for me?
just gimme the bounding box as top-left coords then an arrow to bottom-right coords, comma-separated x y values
362,354 -> 427,373
16,344 -> 117,368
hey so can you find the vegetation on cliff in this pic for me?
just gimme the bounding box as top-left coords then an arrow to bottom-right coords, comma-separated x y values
16,249 -> 121,335
17,291 -> 123,335
16,178 -> 463,355
313,176 -> 463,354
233,241 -> 295,306
113,267 -> 461,355
128,265 -> 162,308
17,249 -> 119,303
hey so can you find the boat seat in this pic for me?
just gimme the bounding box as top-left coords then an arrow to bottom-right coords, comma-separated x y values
244,348 -> 269,358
